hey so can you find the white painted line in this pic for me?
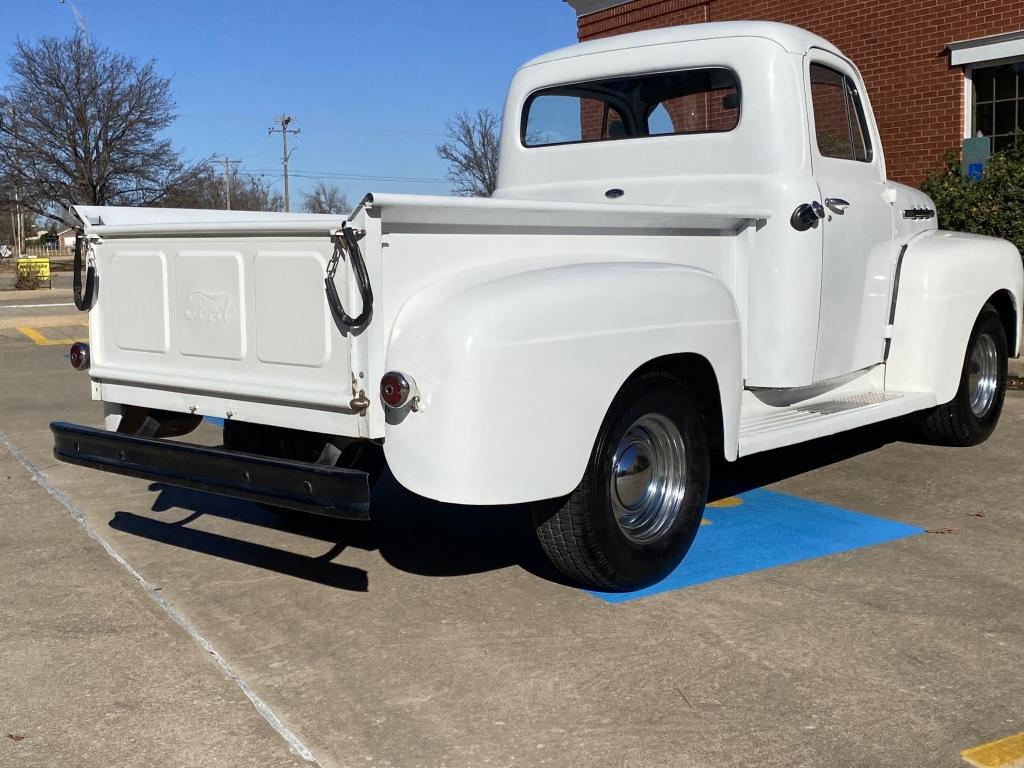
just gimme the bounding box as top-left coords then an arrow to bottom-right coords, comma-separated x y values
0,431 -> 319,765
0,302 -> 76,309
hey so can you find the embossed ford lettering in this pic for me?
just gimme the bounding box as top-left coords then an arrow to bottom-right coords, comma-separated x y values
184,290 -> 232,323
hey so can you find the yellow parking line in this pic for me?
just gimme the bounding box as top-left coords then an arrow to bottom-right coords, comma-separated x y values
708,496 -> 743,508
16,326 -> 89,346
0,313 -> 86,330
962,731 -> 1024,768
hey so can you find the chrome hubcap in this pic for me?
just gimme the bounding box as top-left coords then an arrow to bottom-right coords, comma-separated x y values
610,413 -> 687,544
968,332 -> 999,418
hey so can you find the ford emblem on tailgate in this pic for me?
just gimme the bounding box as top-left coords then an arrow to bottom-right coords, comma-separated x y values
185,290 -> 232,323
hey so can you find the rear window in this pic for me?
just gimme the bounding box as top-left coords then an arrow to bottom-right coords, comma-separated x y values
522,67 -> 740,148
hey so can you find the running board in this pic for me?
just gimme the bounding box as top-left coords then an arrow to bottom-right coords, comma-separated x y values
738,390 -> 937,457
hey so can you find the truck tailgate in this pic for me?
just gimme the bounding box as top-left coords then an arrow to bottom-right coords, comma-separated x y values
76,208 -> 368,433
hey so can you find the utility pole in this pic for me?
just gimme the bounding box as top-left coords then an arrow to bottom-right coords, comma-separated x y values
13,189 -> 22,259
268,115 -> 299,212
211,155 -> 241,210
5,101 -> 24,258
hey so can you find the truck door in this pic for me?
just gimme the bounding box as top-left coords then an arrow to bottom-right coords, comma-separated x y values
806,51 -> 895,382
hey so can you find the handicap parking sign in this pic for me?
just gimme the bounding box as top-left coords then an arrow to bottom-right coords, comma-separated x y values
962,137 -> 991,182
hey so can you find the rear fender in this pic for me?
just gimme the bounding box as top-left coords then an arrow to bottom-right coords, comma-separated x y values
886,230 -> 1023,402
382,261 -> 742,505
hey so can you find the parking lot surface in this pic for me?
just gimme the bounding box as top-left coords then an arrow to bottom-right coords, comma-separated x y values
2,310 -> 1023,768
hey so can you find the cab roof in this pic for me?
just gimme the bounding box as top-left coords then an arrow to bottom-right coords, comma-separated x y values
523,21 -> 845,68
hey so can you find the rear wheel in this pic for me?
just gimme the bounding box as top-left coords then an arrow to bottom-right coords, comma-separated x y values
912,303 -> 1008,446
533,372 -> 709,591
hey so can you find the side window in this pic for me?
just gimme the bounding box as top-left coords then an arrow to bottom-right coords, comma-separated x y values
810,64 -> 873,162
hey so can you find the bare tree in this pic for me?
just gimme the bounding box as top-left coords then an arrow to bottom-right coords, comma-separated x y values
302,180 -> 349,214
0,34 -> 199,217
161,165 -> 284,212
436,109 -> 500,197
0,203 -> 35,247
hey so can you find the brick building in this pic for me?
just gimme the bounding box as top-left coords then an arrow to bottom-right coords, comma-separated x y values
563,0 -> 1024,186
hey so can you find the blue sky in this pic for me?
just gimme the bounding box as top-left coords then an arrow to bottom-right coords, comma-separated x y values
0,0 -> 577,206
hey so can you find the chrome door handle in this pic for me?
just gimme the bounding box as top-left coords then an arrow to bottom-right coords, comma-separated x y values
824,197 -> 851,213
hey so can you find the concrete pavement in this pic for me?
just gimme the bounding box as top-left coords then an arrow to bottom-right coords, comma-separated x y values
2,313 -> 1024,768
0,414 -> 310,767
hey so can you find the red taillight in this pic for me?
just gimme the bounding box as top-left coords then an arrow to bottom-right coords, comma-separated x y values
69,343 -> 90,371
380,371 -> 413,408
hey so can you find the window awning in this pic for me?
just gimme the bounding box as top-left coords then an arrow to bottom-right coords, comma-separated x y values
948,29 -> 1024,66
563,0 -> 627,16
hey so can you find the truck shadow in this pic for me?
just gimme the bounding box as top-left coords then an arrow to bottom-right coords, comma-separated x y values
107,420 -> 903,591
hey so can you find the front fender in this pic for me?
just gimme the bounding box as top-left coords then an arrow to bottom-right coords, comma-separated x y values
382,261 -> 742,505
886,230 -> 1023,402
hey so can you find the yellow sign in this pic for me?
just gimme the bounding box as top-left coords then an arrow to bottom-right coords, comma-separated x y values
16,257 -> 51,283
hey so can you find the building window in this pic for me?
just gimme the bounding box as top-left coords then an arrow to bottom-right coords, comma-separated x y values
972,61 -> 1024,151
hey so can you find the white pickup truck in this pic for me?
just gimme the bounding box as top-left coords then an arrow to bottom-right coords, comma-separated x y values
54,21 -> 1023,591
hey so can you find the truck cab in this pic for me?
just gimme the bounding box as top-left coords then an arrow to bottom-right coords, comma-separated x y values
54,23 -> 1023,591
496,22 -> 942,388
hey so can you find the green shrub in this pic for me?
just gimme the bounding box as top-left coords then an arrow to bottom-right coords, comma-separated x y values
921,142 -> 1024,256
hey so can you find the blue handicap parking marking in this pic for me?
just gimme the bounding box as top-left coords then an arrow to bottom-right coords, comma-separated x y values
590,488 -> 924,603
204,417 -> 225,428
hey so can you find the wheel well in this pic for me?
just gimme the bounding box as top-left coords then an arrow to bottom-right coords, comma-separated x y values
631,354 -> 725,456
988,289 -> 1019,353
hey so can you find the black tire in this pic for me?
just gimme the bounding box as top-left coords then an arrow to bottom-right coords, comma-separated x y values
912,303 -> 1008,447
533,371 -> 709,591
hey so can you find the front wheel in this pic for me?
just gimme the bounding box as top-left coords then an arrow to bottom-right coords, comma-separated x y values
912,303 -> 1008,447
533,372 -> 709,591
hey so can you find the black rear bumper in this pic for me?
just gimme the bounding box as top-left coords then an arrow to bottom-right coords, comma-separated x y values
51,421 -> 370,520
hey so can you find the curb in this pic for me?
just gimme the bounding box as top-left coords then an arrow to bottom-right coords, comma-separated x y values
1011,357 -> 1024,378
0,288 -> 74,301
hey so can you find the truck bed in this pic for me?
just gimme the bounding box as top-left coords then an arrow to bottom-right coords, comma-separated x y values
74,195 -> 769,439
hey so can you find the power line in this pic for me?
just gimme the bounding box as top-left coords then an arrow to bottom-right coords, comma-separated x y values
241,168 -> 449,184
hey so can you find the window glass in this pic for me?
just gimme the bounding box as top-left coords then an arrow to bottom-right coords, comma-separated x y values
995,65 -> 1017,100
972,62 -> 1024,151
522,68 -> 739,148
975,71 -> 994,102
846,85 -> 870,161
647,103 -> 673,135
809,64 -> 873,162
976,102 -> 994,135
578,99 -> 627,141
524,95 -> 584,145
